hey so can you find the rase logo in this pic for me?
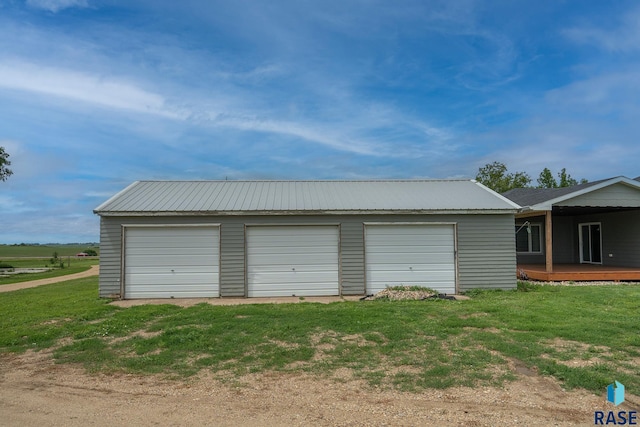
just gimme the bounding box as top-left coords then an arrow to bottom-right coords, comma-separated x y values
594,381 -> 637,425
609,381 -> 626,406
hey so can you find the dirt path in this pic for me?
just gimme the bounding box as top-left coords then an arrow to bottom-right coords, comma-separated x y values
1,350 -> 636,426
0,265 -> 99,293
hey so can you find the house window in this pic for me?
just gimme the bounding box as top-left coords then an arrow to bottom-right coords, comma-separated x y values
515,223 -> 542,254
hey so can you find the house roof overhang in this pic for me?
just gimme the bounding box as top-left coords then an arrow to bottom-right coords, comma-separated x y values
516,176 -> 640,214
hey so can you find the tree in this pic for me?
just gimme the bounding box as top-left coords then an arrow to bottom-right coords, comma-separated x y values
537,168 -> 558,188
537,167 -> 588,188
557,168 -> 587,187
475,161 -> 531,193
0,146 -> 13,182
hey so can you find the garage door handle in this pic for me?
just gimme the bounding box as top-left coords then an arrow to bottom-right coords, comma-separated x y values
171,269 -> 175,272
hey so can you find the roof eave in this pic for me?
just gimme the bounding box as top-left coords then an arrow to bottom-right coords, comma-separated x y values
93,181 -> 141,213
530,176 -> 640,209
95,208 -> 518,217
471,180 -> 522,209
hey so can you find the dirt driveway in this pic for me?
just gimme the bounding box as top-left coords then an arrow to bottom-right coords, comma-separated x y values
0,265 -> 99,293
1,274 -> 637,425
1,349 -> 635,426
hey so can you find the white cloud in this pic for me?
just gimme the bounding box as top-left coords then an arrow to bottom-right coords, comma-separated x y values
545,71 -> 640,117
0,194 -> 36,213
563,7 -> 640,52
0,60 -> 182,119
26,0 -> 88,13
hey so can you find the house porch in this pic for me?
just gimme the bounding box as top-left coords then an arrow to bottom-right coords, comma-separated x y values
518,264 -> 640,282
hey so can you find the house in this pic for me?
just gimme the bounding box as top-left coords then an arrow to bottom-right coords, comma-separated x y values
503,176 -> 640,281
93,180 -> 520,299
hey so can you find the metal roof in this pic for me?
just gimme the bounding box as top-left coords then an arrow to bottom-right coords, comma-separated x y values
94,180 -> 520,216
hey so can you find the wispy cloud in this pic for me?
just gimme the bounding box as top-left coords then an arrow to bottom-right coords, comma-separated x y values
563,7 -> 640,52
26,0 -> 88,13
0,60 -> 181,118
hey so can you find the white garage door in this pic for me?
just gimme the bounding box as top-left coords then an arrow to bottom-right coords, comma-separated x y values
365,224 -> 456,295
124,226 -> 220,299
246,225 -> 340,297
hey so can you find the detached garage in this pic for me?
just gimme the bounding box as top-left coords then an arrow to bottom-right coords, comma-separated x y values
94,180 -> 520,299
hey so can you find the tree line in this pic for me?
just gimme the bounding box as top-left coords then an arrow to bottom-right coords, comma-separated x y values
475,161 -> 587,193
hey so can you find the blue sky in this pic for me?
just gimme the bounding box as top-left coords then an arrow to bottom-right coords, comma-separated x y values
1,0 -> 639,243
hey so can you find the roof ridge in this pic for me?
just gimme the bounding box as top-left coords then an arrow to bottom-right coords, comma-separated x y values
135,179 -> 475,183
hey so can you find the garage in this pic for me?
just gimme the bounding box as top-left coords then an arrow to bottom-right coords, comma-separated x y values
246,225 -> 340,297
124,226 -> 220,299
365,224 -> 457,295
96,180 -> 519,299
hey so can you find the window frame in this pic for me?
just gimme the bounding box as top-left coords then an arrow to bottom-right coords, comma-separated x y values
515,223 -> 543,254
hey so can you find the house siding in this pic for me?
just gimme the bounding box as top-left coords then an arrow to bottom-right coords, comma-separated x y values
552,216 -> 576,264
578,210 -> 640,267
515,209 -> 640,268
98,213 -> 516,298
559,183 -> 640,207
515,215 -> 546,265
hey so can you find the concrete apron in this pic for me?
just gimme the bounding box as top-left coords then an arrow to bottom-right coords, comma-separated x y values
110,294 -> 469,308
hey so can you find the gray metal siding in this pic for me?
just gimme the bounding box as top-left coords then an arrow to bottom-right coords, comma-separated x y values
98,217 -> 123,298
98,213 -> 517,298
340,221 -> 365,295
220,222 -> 245,296
455,215 -> 516,291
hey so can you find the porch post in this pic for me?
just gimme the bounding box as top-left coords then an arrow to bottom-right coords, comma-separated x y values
545,210 -> 553,273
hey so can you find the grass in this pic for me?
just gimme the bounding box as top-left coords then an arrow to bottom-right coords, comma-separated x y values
0,243 -> 99,258
0,278 -> 639,394
0,258 -> 98,285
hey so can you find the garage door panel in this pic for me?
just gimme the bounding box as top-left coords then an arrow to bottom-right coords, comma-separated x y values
126,273 -> 218,286
248,254 -> 337,265
124,226 -> 219,299
366,253 -> 454,264
365,224 -> 456,295
248,242 -> 336,252
125,267 -> 218,277
125,285 -> 215,299
247,226 -> 339,297
126,254 -> 217,265
249,270 -> 337,281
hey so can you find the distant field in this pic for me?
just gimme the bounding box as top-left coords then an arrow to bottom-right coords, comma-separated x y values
0,244 -> 99,258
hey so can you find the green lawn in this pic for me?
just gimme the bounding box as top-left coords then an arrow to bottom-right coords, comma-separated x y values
0,243 -> 98,258
0,258 -> 98,285
0,279 -> 638,394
